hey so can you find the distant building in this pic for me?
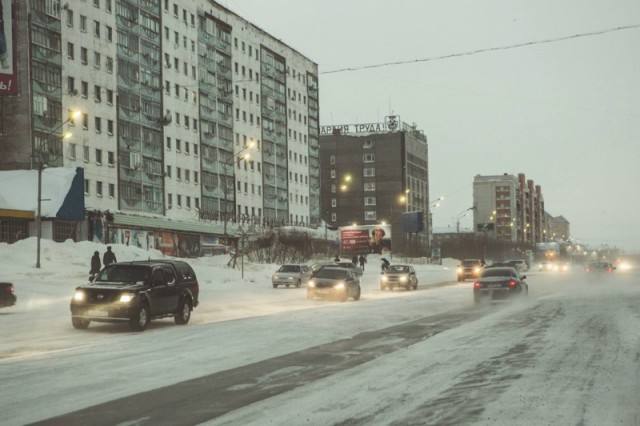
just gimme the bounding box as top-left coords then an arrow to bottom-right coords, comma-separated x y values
473,173 -> 552,244
319,117 -> 432,255
0,1 -> 320,250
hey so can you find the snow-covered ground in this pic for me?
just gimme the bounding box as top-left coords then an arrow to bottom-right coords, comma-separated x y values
1,239 -> 639,425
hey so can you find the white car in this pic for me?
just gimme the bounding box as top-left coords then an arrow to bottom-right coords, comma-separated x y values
506,259 -> 529,272
272,264 -> 312,288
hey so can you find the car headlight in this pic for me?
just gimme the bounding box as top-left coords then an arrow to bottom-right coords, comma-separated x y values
381,275 -> 388,282
474,267 -> 481,274
273,275 -> 279,280
73,291 -> 85,302
334,281 -> 346,289
119,293 -> 135,303
457,267 -> 463,273
399,276 -> 407,282
308,280 -> 316,288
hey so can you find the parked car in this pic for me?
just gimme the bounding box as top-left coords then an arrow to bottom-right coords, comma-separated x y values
585,262 -> 615,273
473,267 -> 528,304
0,282 -> 17,308
457,259 -> 484,282
380,264 -> 418,291
70,260 -> 199,331
272,264 -> 312,288
505,259 -> 529,272
307,267 -> 361,302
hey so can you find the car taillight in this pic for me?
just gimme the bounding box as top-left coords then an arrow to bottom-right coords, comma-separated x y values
509,280 -> 517,287
473,282 -> 481,288
6,285 -> 14,293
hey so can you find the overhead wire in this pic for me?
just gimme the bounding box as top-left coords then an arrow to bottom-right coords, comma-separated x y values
321,24 -> 640,75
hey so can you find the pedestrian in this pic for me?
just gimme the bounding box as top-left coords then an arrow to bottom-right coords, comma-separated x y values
103,245 -> 117,266
358,254 -> 366,270
352,255 -> 358,266
89,251 -> 101,281
334,254 -> 340,262
381,257 -> 390,273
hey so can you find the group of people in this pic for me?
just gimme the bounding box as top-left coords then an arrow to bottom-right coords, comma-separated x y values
89,246 -> 117,280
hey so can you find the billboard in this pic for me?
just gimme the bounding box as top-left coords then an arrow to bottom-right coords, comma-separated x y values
339,224 -> 392,254
402,211 -> 424,233
0,0 -> 17,96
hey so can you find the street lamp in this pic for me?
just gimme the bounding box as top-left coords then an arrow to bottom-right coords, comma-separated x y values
35,110 -> 80,268
456,207 -> 475,233
222,141 -> 255,239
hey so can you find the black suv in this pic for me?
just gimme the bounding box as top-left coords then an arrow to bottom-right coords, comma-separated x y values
457,259 -> 484,282
70,260 -> 199,331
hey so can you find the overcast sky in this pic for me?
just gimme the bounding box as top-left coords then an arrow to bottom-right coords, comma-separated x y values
223,0 -> 640,253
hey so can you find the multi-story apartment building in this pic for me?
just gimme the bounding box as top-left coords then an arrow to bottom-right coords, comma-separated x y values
473,173 -> 547,244
0,0 -> 319,252
319,117 -> 431,255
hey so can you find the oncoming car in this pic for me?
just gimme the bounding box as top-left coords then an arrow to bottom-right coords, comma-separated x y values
457,259 -> 483,282
585,262 -> 615,273
272,264 -> 311,288
473,267 -> 528,304
307,267 -> 361,302
380,264 -> 418,291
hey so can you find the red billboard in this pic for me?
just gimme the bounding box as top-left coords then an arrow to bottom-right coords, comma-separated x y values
339,224 -> 392,254
0,0 -> 17,96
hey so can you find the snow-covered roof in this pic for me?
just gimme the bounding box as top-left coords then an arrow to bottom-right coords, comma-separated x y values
0,167 -> 82,218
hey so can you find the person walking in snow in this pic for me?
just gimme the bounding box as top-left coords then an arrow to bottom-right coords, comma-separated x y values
103,246 -> 117,266
89,251 -> 101,281
358,254 -> 366,271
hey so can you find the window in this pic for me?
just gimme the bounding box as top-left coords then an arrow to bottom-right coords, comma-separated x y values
95,149 -> 103,165
331,198 -> 337,207
93,0 -> 100,7
107,119 -> 114,135
80,15 -> 87,32
363,153 -> 375,162
67,42 -> 74,59
364,182 -> 376,191
82,113 -> 89,130
83,145 -> 90,161
94,52 -> 101,68
331,184 -> 336,193
106,89 -> 113,104
69,143 -> 76,160
175,139 -> 181,152
106,26 -> 112,42
166,165 -> 172,178
84,179 -> 90,194
365,211 -> 377,220
176,167 -> 182,181
67,76 -> 75,94
194,171 -> 198,184
168,193 -> 173,207
166,137 -> 171,150
94,20 -> 100,38
364,197 -> 376,206
330,169 -> 336,179
177,195 -> 182,208
66,9 -> 73,27
106,57 -> 113,73
94,85 -> 101,102
81,81 -> 88,98
80,47 -> 88,64
108,151 -> 114,166
109,183 -> 115,198
94,117 -> 102,133
332,213 -> 337,222
363,140 -> 373,149
364,168 -> 375,177
330,155 -> 336,165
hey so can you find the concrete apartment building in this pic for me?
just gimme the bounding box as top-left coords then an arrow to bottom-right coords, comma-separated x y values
0,0 -> 319,253
473,173 -> 554,245
319,117 -> 432,255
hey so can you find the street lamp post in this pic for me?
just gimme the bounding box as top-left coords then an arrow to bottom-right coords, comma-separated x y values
456,206 -> 475,233
35,111 -> 80,268
222,142 -> 255,240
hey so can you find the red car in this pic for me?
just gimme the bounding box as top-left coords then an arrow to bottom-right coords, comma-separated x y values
0,282 -> 17,308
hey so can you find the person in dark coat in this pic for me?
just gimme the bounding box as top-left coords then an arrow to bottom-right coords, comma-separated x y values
381,257 -> 390,273
358,254 -> 366,270
90,251 -> 101,280
352,255 -> 358,266
103,246 -> 117,266
334,254 -> 340,262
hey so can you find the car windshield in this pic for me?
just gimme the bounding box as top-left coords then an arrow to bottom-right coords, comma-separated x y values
313,268 -> 349,279
278,265 -> 301,273
388,265 -> 409,273
480,268 -> 515,278
462,260 -> 480,266
94,265 -> 150,284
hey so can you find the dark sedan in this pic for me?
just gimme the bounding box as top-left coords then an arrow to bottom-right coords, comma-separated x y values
0,282 -> 17,308
473,267 -> 528,304
307,267 -> 361,302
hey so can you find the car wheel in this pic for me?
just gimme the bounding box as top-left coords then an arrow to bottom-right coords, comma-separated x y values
130,303 -> 150,332
295,279 -> 302,288
272,283 -> 278,288
285,284 -> 290,288
174,298 -> 191,325
353,286 -> 361,301
72,317 -> 90,329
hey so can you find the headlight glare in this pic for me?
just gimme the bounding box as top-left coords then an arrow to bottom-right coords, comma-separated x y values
400,276 -> 407,282
335,282 -> 346,289
308,280 -> 316,288
73,291 -> 85,301
119,293 -> 135,303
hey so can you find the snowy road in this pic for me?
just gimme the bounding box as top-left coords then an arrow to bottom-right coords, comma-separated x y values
3,250 -> 639,425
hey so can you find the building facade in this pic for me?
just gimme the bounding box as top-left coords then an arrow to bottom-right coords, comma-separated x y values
319,117 -> 431,255
473,173 -> 548,245
0,0 -> 320,250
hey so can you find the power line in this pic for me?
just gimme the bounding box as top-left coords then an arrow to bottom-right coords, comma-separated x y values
321,24 -> 640,75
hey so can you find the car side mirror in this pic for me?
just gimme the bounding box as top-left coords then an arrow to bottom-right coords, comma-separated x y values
521,275 -> 527,280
